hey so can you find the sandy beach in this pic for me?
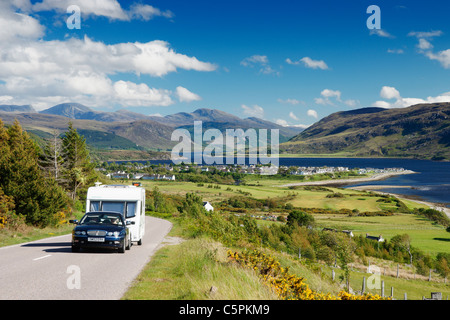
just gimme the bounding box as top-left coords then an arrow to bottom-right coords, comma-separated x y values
279,170 -> 416,188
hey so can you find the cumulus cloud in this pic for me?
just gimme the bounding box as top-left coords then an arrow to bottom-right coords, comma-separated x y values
241,104 -> 264,118
286,57 -> 329,70
0,4 -> 216,109
30,0 -> 174,21
175,86 -> 202,103
407,30 -> 450,69
307,109 -> 318,119
373,85 -> 450,108
241,55 -> 279,75
289,112 -> 299,121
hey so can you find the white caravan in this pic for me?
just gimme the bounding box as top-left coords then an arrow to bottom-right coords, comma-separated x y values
86,184 -> 146,245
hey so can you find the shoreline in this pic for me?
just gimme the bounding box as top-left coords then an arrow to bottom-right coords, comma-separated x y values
278,170 -> 416,188
278,170 -> 450,219
349,185 -> 450,220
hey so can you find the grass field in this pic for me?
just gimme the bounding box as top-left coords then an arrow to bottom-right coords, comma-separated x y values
133,179 -> 448,256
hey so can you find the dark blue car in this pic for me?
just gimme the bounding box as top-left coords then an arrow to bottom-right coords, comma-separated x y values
70,212 -> 134,253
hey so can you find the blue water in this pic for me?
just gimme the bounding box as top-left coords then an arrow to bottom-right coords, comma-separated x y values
115,157 -> 450,207
277,158 -> 450,207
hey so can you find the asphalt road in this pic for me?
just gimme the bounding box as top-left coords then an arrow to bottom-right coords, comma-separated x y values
0,216 -> 172,300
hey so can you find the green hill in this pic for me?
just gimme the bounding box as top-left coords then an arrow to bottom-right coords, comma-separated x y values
281,103 -> 450,160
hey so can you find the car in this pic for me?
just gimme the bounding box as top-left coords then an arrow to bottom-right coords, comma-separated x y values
70,212 -> 134,253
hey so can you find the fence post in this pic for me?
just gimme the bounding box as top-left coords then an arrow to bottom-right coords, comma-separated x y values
381,281 -> 385,298
362,277 -> 366,294
404,292 -> 407,300
332,269 -> 335,281
397,264 -> 399,278
391,287 -> 394,299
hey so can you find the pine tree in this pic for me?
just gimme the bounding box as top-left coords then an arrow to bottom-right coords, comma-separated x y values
0,119 -> 70,227
61,122 -> 97,200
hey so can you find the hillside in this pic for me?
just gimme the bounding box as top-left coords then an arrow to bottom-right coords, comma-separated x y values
0,104 -> 303,160
280,103 -> 450,160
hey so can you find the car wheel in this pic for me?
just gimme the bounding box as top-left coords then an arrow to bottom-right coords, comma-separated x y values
137,238 -> 142,246
118,239 -> 126,253
126,234 -> 131,250
72,245 -> 80,253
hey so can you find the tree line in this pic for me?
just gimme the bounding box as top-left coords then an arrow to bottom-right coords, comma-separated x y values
0,119 -> 96,229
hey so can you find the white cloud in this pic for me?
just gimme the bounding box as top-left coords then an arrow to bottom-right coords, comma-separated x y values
424,49 -> 450,69
289,111 -> 299,121
418,38 -> 433,50
307,109 -> 318,119
128,3 -> 174,21
175,86 -> 202,103
113,81 -> 173,107
387,48 -> 404,54
380,86 -> 401,100
286,57 -> 329,70
0,3 -> 216,110
373,86 -> 450,108
320,89 -> 341,100
0,2 -> 44,42
32,0 -> 129,20
277,98 -> 302,105
369,29 -> 394,38
31,0 -> 175,22
275,119 -> 289,127
241,104 -> 264,118
408,30 -> 443,39
241,55 -> 268,67
241,55 -> 279,75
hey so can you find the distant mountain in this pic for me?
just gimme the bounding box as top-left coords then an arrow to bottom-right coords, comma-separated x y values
0,103 -> 304,160
0,105 -> 35,113
39,103 -> 146,122
281,103 -> 450,160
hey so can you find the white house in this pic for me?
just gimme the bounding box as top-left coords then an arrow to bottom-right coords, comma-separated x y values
203,201 -> 214,212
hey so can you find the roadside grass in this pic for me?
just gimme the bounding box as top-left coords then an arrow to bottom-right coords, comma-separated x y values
122,236 -> 278,300
0,211 -> 84,248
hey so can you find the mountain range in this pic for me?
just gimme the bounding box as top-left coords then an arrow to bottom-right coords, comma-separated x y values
0,103 -> 303,160
2,102 -> 449,161
282,102 -> 450,160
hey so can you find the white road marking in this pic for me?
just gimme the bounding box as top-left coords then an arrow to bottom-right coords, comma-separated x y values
33,254 -> 52,261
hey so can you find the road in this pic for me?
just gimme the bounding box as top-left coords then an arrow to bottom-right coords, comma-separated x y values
0,216 -> 172,300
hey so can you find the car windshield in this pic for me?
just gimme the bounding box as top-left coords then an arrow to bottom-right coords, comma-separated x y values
79,213 -> 124,226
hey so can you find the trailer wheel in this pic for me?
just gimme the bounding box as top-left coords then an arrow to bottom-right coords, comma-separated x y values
137,238 -> 142,246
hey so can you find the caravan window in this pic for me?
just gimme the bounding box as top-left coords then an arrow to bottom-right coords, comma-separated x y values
126,202 -> 136,218
88,201 -> 137,218
101,202 -> 125,215
90,201 -> 100,211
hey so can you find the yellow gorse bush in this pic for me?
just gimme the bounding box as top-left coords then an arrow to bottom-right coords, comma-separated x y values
227,249 -> 390,301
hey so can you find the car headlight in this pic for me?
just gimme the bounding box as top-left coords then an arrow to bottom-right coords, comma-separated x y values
75,230 -> 86,235
107,231 -> 121,237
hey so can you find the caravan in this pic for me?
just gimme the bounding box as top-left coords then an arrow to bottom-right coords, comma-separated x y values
86,184 -> 146,245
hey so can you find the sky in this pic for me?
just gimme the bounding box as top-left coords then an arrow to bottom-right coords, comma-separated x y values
1,0 -> 450,128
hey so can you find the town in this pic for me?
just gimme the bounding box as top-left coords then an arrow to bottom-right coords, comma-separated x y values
98,162 -> 408,181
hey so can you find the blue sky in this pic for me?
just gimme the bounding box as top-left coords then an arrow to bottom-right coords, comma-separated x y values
1,0 -> 450,128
